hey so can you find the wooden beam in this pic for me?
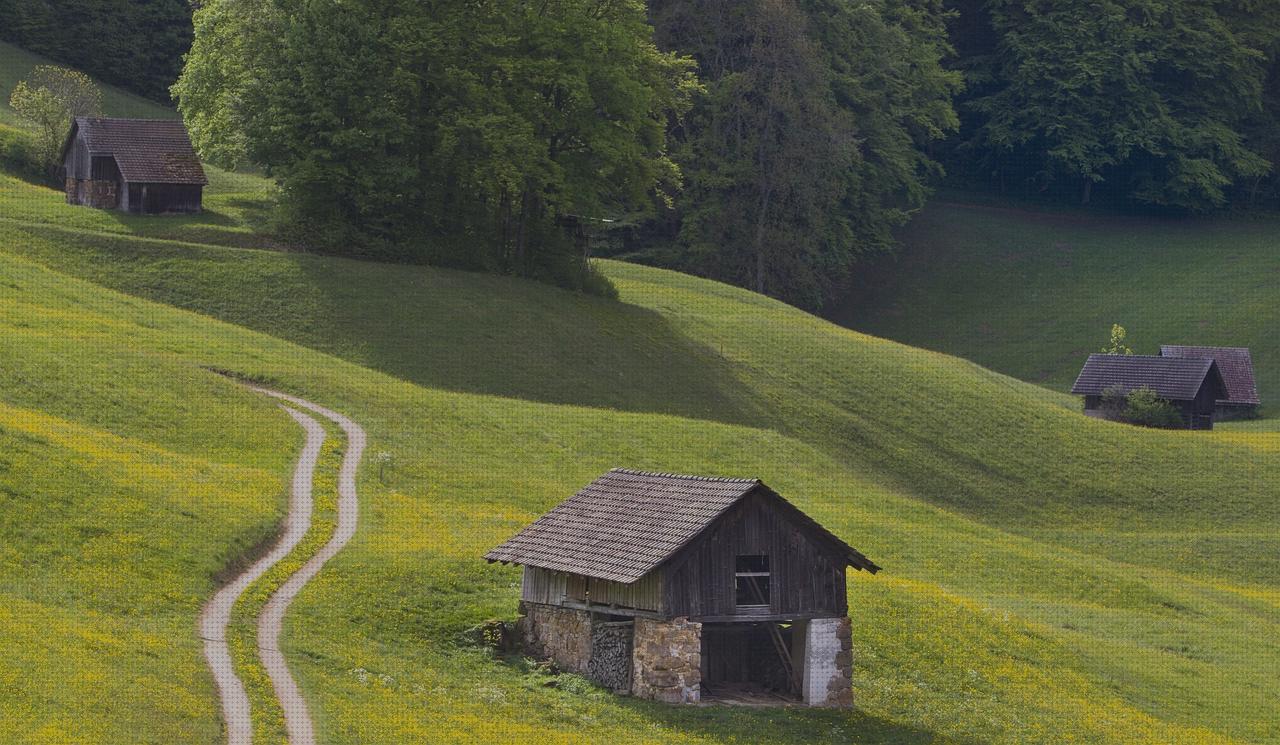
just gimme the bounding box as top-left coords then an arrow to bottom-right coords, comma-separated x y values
557,599 -> 664,620
691,612 -> 842,623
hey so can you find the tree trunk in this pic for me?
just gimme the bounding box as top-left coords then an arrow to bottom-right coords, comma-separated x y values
753,185 -> 773,295
1081,178 -> 1093,205
498,191 -> 512,268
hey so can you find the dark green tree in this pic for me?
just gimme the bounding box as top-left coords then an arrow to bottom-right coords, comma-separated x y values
175,0 -> 696,289
649,0 -> 959,309
950,0 -> 1280,209
0,0 -> 192,102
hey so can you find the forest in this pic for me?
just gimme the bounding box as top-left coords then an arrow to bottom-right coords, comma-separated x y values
9,0 -> 1280,307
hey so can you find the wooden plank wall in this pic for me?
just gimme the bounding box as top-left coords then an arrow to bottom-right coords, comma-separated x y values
662,492 -> 847,619
522,567 -> 663,612
587,572 -> 662,611
522,566 -> 569,605
137,184 -> 202,214
64,135 -> 91,180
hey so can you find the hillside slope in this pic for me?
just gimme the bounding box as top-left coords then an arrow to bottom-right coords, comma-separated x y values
0,41 -> 177,126
834,200 -> 1280,412
2,167 -> 1279,743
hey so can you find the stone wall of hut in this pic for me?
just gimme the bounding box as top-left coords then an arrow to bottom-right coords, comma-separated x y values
516,601 -> 593,675
632,616 -> 702,703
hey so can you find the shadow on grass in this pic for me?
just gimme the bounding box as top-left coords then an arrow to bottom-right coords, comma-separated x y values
2,223 -> 773,427
281,251 -> 775,426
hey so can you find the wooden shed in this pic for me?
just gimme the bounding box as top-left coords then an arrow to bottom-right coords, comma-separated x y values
1160,345 -> 1260,419
1070,354 -> 1228,429
485,468 -> 879,706
60,117 -> 206,213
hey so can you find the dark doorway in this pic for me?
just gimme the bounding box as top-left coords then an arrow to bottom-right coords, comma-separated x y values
700,622 -> 800,703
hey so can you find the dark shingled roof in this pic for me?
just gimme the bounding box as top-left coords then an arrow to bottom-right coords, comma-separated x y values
65,117 -> 207,185
1070,354 -> 1227,401
485,468 -> 878,583
1160,345 -> 1260,406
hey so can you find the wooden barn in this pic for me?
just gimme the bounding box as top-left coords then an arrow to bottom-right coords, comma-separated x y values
60,117 -> 206,214
485,468 -> 879,706
1070,354 -> 1228,429
1160,345 -> 1260,419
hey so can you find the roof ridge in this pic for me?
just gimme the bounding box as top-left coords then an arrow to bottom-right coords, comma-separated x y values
80,116 -> 183,122
1089,353 -> 1212,364
609,467 -> 759,484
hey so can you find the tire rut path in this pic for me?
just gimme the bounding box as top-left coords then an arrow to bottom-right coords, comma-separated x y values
199,388 -> 366,745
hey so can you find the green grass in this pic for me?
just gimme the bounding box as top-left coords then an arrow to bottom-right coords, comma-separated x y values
0,40 -> 178,125
2,165 -> 1280,743
0,42 -> 274,247
834,200 -> 1280,417
0,168 -> 278,248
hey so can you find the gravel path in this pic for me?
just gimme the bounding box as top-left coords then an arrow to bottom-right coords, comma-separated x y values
200,388 -> 366,745
253,389 -> 366,745
199,405 -> 325,745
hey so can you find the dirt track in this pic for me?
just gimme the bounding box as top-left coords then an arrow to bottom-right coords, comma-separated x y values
199,389 -> 366,744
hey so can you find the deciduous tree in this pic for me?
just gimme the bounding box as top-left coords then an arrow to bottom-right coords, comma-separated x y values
9,65 -> 101,179
175,0 -> 696,290
650,0 -> 959,309
950,0 -> 1280,210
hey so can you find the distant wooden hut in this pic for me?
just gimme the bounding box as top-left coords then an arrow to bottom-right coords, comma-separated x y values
485,468 -> 879,706
1070,354 -> 1227,429
1160,345 -> 1260,419
60,117 -> 206,214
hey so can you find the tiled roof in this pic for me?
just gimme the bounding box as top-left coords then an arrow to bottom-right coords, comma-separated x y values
1070,354 -> 1226,401
70,117 -> 207,185
1160,345 -> 1260,406
485,468 -> 878,583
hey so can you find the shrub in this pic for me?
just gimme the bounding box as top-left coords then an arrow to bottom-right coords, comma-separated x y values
1098,384 -> 1129,420
1119,387 -> 1185,429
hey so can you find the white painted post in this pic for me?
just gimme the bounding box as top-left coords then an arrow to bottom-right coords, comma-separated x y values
802,618 -> 843,706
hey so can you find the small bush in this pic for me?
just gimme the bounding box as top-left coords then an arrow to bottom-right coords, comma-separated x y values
1120,387 -> 1185,429
1099,384 -> 1129,420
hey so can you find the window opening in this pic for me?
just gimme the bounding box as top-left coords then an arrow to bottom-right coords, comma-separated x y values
735,555 -> 770,606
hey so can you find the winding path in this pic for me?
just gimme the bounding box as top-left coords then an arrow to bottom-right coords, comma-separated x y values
199,388 -> 366,745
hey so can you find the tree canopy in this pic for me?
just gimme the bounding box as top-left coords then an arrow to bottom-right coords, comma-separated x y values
0,0 -> 191,102
945,0 -> 1280,210
9,65 -> 101,179
176,0 -> 697,289
646,0 -> 960,309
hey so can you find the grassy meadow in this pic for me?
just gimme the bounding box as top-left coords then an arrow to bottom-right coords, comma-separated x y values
835,199 -> 1280,419
2,39 -> 1279,745
1,158 -> 1279,744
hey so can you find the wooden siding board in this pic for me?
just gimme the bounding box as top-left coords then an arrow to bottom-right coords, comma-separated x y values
662,492 -> 850,620
65,134 -> 91,180
525,566 -> 663,613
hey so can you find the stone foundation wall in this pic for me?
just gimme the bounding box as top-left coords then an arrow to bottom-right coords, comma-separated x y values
516,601 -> 592,675
65,178 -> 118,209
801,616 -> 853,707
632,616 -> 701,703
